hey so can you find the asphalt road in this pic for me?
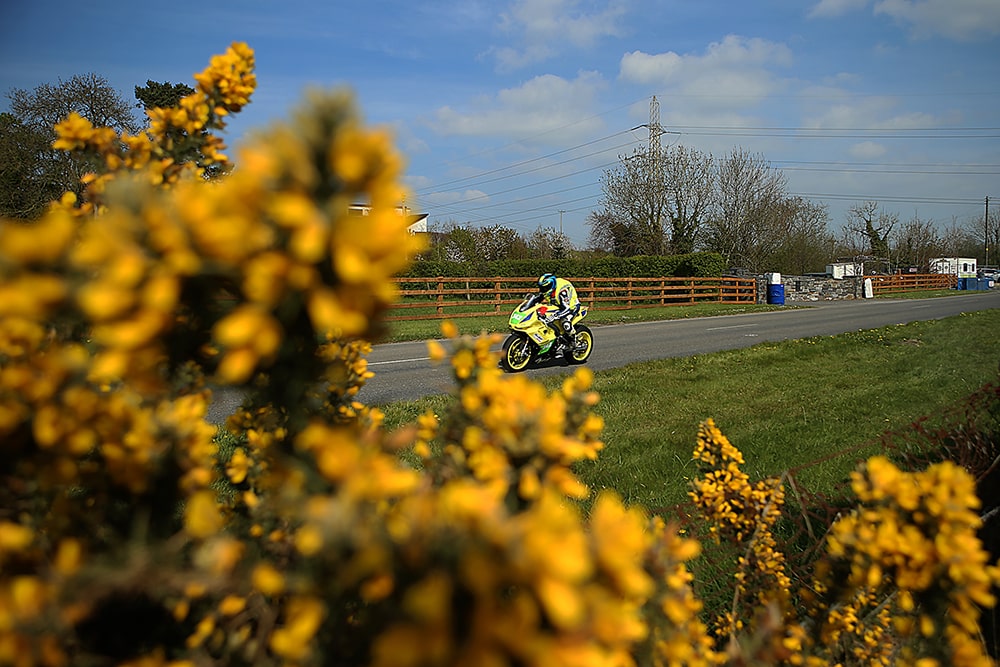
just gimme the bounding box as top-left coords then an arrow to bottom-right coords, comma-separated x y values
204,291 -> 1000,421
354,291 -> 1000,406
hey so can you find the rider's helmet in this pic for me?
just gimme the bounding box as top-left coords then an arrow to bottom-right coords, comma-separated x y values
537,273 -> 557,295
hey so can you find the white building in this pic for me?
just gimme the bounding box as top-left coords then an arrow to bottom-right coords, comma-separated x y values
348,204 -> 428,234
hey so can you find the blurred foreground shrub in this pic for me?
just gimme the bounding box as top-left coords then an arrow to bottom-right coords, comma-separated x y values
0,43 -> 997,667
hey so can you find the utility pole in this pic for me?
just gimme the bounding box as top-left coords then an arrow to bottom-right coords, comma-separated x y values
559,210 -> 564,235
649,95 -> 662,162
649,96 -> 664,254
986,196 -> 990,267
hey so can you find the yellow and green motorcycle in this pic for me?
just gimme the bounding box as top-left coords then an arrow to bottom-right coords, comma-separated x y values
499,292 -> 594,372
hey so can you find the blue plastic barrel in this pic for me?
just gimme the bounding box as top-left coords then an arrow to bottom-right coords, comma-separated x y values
766,284 -> 785,305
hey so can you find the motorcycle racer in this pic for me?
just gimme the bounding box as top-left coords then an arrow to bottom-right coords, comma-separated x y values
537,273 -> 581,352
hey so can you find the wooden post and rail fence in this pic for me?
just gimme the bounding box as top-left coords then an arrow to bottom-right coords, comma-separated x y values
867,273 -> 957,294
386,275 -> 751,322
384,273 -> 959,322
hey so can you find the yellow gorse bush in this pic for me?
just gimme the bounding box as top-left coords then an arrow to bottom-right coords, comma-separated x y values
688,422 -> 1000,666
689,419 -> 800,660
0,42 -> 997,667
813,456 -> 1000,666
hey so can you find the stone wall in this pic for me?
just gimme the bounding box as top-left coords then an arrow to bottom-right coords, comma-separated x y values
756,275 -> 862,303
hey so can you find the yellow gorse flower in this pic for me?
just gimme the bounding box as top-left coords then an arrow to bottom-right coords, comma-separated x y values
819,456 -> 1000,666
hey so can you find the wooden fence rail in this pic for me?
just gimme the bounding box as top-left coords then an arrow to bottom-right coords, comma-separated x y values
869,273 -> 957,294
387,276 -> 757,321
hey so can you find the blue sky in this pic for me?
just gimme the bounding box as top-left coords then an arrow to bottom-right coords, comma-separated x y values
2,0 -> 998,247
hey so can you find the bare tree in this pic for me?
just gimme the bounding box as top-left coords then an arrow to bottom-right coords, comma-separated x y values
586,207 -> 651,257
833,225 -> 867,259
594,147 -> 669,256
940,217 -> 986,260
765,198 -> 833,274
891,215 -> 942,271
590,143 -> 715,257
10,73 -> 141,135
663,144 -> 714,254
704,148 -> 788,271
585,209 -> 615,254
526,226 -> 572,259
5,74 -> 141,208
845,201 -> 897,262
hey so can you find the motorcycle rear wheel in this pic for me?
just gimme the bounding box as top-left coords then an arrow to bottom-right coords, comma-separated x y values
568,325 -> 594,364
501,333 -> 533,372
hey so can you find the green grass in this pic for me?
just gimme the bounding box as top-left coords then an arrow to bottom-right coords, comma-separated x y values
874,288 -> 963,299
381,288 -> 989,342
379,309 -> 1000,514
379,302 -> 789,343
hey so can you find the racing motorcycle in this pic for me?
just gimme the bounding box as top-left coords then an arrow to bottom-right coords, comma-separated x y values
499,292 -> 594,372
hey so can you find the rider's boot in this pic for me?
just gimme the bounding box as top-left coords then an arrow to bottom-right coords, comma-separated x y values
559,327 -> 576,350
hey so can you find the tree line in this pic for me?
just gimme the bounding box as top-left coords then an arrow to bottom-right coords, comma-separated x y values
3,75 -> 996,275
589,143 -> 997,274
1,75 -> 206,220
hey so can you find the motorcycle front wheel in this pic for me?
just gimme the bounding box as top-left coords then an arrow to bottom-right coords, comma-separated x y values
500,333 -> 533,372
568,325 -> 594,364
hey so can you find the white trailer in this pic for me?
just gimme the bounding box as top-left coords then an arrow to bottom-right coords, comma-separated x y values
826,262 -> 857,279
929,257 -> 977,278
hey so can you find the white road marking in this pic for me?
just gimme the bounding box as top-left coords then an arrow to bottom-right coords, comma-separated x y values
368,357 -> 431,366
704,324 -> 757,331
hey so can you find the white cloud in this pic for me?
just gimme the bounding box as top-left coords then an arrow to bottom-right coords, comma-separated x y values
619,35 -> 793,109
849,141 -> 887,159
808,0 -> 870,19
491,45 -> 556,72
803,92 -> 941,130
874,0 -> 1000,40
490,0 -> 628,70
808,0 -> 1000,40
429,71 -> 607,142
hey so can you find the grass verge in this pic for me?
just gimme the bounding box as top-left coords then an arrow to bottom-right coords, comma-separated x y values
379,309 -> 1000,514
382,288 -> 986,342
380,302 -> 789,343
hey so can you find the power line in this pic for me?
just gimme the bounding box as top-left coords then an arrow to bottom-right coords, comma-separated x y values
411,96 -> 649,190
409,111 -> 998,238
677,130 -> 1000,139
415,137 -> 638,196
781,166 -> 1000,175
416,128 -> 998,199
791,192 -> 985,206
670,124 -> 1000,132
775,159 -> 1000,168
